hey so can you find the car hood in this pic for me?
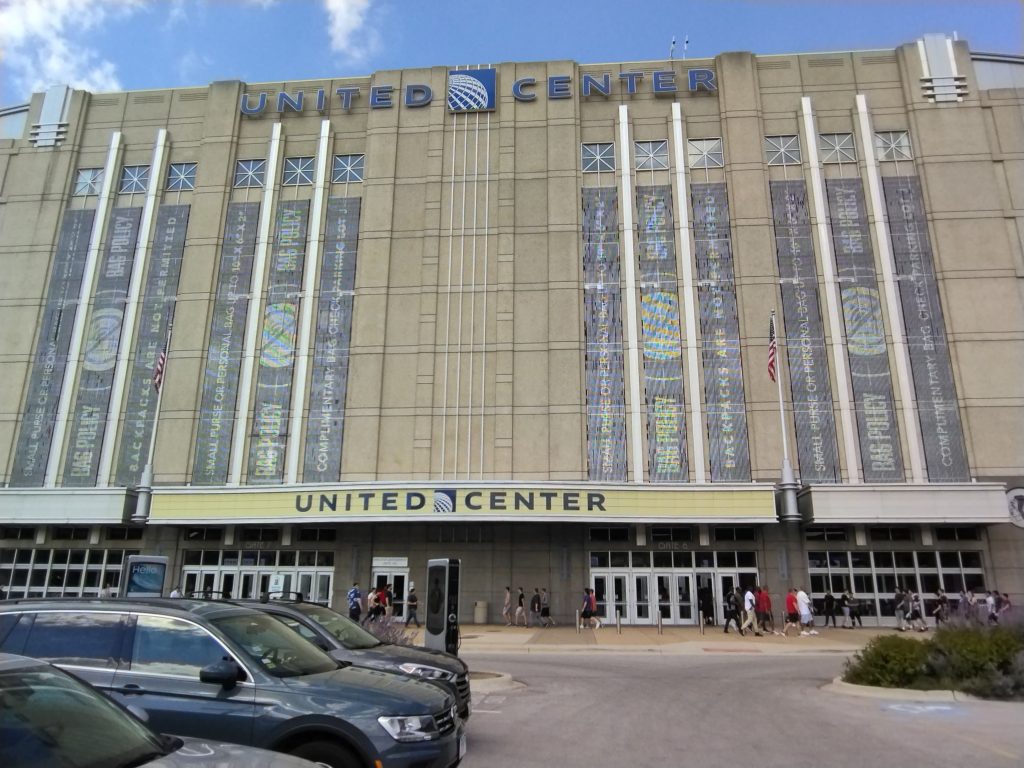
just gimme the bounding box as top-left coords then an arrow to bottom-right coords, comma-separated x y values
277,663 -> 452,713
151,737 -> 316,767
339,643 -> 467,675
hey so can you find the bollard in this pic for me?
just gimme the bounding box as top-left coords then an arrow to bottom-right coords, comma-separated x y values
576,609 -> 581,634
657,609 -> 663,635
699,610 -> 705,636
616,609 -> 622,634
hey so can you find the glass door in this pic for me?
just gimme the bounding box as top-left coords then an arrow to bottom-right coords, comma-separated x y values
592,575 -> 608,621
611,574 -> 627,623
633,574 -> 652,623
718,572 -> 738,625
676,573 -> 695,624
696,572 -> 716,625
655,574 -> 674,622
371,570 -> 407,617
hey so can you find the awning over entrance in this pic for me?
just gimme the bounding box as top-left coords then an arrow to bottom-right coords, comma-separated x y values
798,483 -> 1009,524
0,487 -> 138,524
149,483 -> 778,525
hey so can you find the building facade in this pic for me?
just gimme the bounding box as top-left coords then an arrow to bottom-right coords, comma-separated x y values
1,34 -> 1022,625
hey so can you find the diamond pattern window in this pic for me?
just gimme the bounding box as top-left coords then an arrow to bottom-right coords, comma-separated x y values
283,156 -> 315,186
234,159 -> 266,189
635,140 -> 669,171
765,135 -> 801,166
119,165 -> 150,194
582,142 -> 615,173
332,154 -> 364,183
819,133 -> 856,164
874,131 -> 913,161
167,162 -> 197,191
73,168 -> 103,196
687,138 -> 724,169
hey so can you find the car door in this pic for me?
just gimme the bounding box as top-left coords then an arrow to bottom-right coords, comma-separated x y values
1,610 -> 125,693
110,613 -> 255,744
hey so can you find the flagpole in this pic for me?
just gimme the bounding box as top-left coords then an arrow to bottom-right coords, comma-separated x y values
132,322 -> 171,524
772,310 -> 801,523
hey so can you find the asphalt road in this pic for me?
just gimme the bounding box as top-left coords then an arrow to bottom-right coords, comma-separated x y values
460,651 -> 1024,768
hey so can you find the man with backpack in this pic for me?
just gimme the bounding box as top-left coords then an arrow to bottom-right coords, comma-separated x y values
723,587 -> 742,635
530,588 -> 543,627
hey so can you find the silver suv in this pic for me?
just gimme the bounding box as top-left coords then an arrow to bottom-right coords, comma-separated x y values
0,599 -> 466,768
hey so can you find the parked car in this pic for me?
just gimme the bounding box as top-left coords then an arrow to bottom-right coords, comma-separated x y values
0,652 -> 316,767
0,600 -> 466,768
239,597 -> 472,719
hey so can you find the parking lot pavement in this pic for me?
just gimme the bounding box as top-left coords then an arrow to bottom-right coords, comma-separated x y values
429,622 -> 898,656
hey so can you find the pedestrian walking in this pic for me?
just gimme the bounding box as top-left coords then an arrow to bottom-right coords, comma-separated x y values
530,588 -> 543,627
580,588 -> 593,629
894,588 -> 907,630
364,588 -> 380,624
405,586 -> 421,627
502,586 -> 512,626
900,590 -> 914,631
540,588 -> 555,626
933,589 -> 949,627
782,588 -> 800,637
384,584 -> 394,617
515,587 -> 527,626
909,593 -> 928,631
723,587 -> 742,635
347,581 -> 362,622
986,591 -> 1000,625
756,587 -> 775,634
741,586 -> 763,636
796,586 -> 817,636
169,586 -> 183,598
824,590 -> 839,628
999,593 -> 1012,619
848,593 -> 863,627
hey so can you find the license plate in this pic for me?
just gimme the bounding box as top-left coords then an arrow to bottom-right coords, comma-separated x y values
459,734 -> 467,759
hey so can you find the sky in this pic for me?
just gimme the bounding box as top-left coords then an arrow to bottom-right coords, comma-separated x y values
0,0 -> 1021,106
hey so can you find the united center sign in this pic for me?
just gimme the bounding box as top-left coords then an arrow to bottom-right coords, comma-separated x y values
240,66 -> 717,116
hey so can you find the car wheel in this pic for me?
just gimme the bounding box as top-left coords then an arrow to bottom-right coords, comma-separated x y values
290,739 -> 362,768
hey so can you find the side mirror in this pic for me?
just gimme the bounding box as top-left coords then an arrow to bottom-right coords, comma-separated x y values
199,659 -> 242,690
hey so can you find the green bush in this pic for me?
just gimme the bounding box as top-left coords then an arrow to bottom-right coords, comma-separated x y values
929,625 -> 1023,681
843,635 -> 932,689
844,625 -> 1024,700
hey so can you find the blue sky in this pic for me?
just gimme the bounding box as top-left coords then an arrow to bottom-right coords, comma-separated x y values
1,0 -> 1021,106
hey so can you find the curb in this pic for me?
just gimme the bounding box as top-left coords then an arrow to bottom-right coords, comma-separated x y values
823,676 -> 979,702
468,671 -> 521,694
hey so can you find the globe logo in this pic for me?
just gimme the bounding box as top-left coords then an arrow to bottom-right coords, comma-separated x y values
447,69 -> 496,112
433,489 -> 456,514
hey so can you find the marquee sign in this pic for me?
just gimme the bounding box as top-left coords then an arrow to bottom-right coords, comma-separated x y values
150,485 -> 775,522
239,67 -> 717,115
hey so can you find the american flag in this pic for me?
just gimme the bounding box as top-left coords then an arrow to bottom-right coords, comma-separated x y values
767,312 -> 778,383
152,346 -> 167,392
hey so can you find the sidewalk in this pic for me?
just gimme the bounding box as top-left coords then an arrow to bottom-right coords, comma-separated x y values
406,622 -> 897,656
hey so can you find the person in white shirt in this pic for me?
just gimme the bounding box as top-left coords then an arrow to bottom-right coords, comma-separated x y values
740,587 -> 763,636
796,587 -> 818,636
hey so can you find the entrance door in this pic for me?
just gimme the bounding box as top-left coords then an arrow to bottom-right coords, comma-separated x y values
182,570 -> 219,598
696,572 -> 716,625
717,572 -> 738,625
633,574 -> 653,624
655,573 -> 673,622
371,570 -> 408,619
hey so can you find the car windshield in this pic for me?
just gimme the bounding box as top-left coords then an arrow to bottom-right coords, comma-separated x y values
212,612 -> 339,678
0,665 -> 168,768
292,603 -> 382,650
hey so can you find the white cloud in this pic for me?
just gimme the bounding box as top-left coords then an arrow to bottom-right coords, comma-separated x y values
0,0 -> 145,98
321,0 -> 376,61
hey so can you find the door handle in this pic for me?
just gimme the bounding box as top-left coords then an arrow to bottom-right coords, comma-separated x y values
118,684 -> 144,694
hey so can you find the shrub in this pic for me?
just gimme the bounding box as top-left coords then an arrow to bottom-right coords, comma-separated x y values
843,634 -> 932,688
929,625 -> 1024,681
363,614 -> 415,646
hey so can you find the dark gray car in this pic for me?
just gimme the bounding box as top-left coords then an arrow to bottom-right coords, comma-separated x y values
239,599 -> 472,719
0,600 -> 466,768
0,653 -> 316,768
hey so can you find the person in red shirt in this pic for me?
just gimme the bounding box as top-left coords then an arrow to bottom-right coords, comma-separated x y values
756,587 -> 776,635
782,588 -> 800,637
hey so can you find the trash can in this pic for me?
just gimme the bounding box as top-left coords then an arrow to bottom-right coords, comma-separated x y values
473,601 -> 488,624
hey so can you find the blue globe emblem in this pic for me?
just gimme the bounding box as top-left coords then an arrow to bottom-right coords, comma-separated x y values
433,490 -> 456,514
447,71 -> 494,112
